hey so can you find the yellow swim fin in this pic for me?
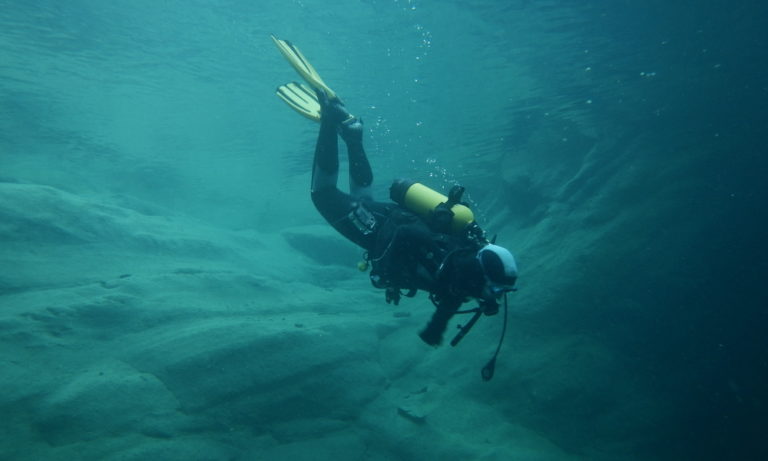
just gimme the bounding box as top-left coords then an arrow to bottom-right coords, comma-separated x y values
271,35 -> 336,100
276,82 -> 321,122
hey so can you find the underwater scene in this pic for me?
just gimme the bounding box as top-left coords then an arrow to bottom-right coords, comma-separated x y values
1,0 -> 766,460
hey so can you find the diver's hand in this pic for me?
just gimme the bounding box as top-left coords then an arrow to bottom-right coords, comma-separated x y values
481,299 -> 499,316
418,325 -> 442,346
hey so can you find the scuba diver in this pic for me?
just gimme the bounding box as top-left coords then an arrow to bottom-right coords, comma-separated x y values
271,36 -> 518,367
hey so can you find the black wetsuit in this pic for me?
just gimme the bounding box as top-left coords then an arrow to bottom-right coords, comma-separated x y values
309,99 -> 492,345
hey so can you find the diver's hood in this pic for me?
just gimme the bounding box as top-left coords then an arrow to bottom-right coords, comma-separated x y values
477,244 -> 518,288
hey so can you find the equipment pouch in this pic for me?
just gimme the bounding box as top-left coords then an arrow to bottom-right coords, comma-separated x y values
349,202 -> 377,235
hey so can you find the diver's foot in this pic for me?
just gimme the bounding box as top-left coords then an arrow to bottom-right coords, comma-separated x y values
315,89 -> 354,125
339,116 -> 364,144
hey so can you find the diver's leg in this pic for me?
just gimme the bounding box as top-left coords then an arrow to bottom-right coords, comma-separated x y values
311,113 -> 340,193
314,89 -> 373,200
311,187 -> 376,250
340,119 -> 373,200
310,93 -> 375,250
310,122 -> 364,247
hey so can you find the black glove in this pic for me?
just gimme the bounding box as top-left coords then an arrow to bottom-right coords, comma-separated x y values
419,324 -> 443,346
481,298 -> 499,316
419,300 -> 460,346
419,309 -> 452,346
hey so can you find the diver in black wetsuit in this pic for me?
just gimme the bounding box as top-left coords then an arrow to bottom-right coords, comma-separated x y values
310,91 -> 518,346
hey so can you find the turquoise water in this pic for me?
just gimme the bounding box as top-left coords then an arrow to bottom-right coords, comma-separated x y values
1,1 -> 766,460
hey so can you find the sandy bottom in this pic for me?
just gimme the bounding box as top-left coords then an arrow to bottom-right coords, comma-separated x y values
1,183 -> 643,460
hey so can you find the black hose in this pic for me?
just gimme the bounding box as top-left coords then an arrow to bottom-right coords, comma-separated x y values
449,309 -> 483,347
481,293 -> 509,381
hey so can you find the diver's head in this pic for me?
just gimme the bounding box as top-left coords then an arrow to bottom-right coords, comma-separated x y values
477,244 -> 518,297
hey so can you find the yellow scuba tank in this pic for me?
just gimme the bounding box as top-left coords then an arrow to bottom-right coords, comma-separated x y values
389,179 -> 474,234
